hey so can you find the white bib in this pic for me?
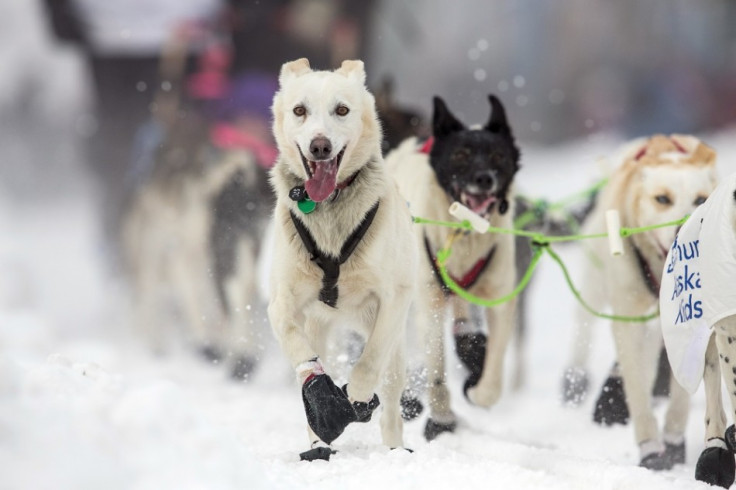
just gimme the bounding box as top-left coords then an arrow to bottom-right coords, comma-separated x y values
660,172 -> 736,394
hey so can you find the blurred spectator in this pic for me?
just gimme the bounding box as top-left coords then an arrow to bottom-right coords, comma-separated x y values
225,0 -> 376,74
42,0 -> 225,260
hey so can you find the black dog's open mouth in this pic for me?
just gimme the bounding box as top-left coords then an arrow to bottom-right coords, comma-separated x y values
297,145 -> 347,202
460,191 -> 498,215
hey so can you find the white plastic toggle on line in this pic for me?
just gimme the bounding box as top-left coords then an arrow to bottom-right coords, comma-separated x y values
605,209 -> 624,256
449,202 -> 490,233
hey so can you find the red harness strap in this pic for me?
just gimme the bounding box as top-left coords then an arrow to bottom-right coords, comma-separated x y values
424,235 -> 496,296
210,123 -> 278,169
419,136 -> 434,154
419,138 -> 495,294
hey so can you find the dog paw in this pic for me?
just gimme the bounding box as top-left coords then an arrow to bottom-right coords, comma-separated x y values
342,384 -> 379,422
639,451 -> 675,471
454,332 -> 486,377
424,417 -> 457,441
695,446 -> 735,487
561,366 -> 589,406
592,375 -> 629,426
299,446 -> 337,462
400,391 -> 424,421
198,344 -> 224,364
230,355 -> 257,381
302,374 -> 357,444
664,440 -> 686,466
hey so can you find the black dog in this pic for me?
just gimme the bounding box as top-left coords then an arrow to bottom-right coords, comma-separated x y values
389,94 -> 521,440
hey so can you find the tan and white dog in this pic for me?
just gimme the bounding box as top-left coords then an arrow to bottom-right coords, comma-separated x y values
268,58 -> 416,459
386,95 -> 520,441
566,134 -> 717,469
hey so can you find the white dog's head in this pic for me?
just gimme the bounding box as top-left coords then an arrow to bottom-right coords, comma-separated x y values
271,58 -> 381,202
616,134 -> 718,260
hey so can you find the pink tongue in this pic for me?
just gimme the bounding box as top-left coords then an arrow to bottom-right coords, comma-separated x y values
466,194 -> 497,214
305,160 -> 338,202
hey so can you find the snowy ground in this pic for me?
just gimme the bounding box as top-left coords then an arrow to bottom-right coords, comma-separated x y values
3,128 -> 736,490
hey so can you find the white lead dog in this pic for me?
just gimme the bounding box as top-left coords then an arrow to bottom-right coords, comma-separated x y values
268,58 -> 416,460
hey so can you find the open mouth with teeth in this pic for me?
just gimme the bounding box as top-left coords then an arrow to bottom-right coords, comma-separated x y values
460,190 -> 498,215
299,146 -> 346,202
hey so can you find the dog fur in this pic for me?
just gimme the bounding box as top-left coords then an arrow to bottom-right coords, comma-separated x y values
122,113 -> 271,377
567,134 -> 717,468
386,95 -> 520,440
268,58 -> 416,450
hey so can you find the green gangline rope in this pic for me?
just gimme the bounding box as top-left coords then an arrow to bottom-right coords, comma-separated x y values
411,213 -> 689,323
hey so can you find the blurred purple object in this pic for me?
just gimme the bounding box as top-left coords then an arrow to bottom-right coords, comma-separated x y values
217,72 -> 278,122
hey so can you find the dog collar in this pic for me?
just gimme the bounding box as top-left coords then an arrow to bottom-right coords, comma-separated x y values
289,170 -> 363,214
419,137 -> 434,154
632,243 -> 660,297
290,201 -> 380,307
423,234 -> 496,296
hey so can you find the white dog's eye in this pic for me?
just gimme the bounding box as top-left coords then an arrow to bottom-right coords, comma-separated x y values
335,104 -> 350,116
654,194 -> 672,205
693,196 -> 707,206
293,105 -> 306,117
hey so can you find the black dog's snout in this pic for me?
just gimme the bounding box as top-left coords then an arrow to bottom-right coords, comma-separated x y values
309,137 -> 332,160
473,170 -> 495,189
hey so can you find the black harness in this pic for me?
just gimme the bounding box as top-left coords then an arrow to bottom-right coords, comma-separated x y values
423,234 -> 496,297
633,244 -> 660,297
289,202 -> 380,307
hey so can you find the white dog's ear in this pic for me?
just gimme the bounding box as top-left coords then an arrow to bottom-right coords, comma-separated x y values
279,58 -> 312,85
336,60 -> 366,85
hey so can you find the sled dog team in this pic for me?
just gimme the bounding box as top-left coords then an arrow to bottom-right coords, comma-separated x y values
126,57 -> 736,486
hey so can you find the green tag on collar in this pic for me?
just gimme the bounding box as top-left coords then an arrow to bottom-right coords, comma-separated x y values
298,198 -> 316,214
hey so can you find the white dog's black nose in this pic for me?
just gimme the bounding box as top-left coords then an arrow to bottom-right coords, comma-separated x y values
310,137 -> 332,160
474,170 -> 495,190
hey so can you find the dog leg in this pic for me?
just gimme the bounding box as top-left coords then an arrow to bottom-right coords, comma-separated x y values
715,320 -> 736,424
416,288 -> 456,440
703,334 -> 727,442
662,367 -> 689,466
347,290 -> 411,404
135,248 -> 166,354
171,245 -> 223,357
592,362 -> 630,426
226,237 -> 260,380
379,342 -> 407,449
466,298 -> 517,408
453,298 -> 486,393
563,262 -> 605,405
268,295 -> 319,369
694,332 -> 735,487
611,320 -> 666,469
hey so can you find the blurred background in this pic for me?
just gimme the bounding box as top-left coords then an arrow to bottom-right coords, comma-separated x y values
3,0 -> 736,200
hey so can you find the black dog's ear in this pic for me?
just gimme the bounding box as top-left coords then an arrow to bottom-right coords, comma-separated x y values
484,95 -> 511,134
432,96 -> 464,137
